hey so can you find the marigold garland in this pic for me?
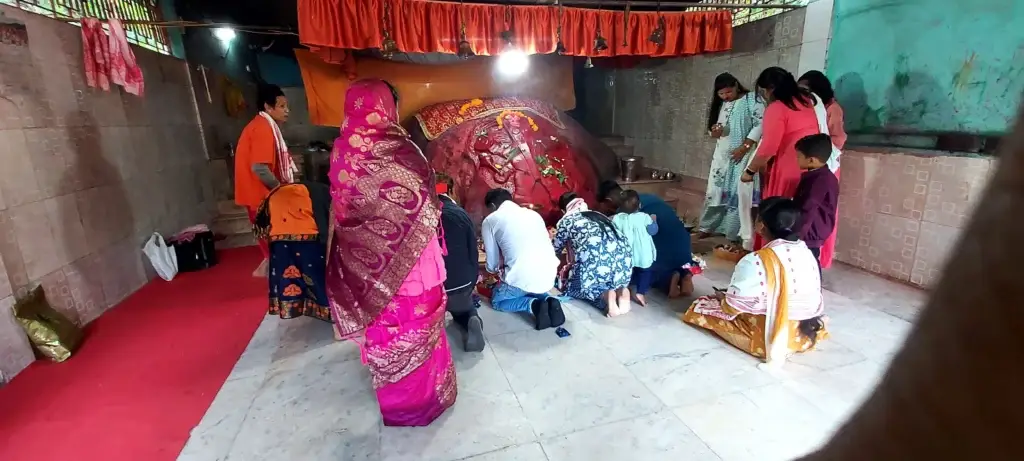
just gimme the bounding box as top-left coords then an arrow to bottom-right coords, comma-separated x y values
459,98 -> 483,115
496,110 -> 539,131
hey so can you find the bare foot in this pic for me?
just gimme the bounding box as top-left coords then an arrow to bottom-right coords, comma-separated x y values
617,287 -> 632,314
605,290 -> 622,317
679,273 -> 695,297
696,231 -> 713,240
668,272 -> 683,298
634,293 -> 647,307
252,259 -> 269,277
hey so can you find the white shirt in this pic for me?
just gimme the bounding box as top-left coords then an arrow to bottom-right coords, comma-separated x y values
481,201 -> 559,294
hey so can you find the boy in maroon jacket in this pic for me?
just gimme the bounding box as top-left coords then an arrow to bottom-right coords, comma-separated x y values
793,134 -> 840,269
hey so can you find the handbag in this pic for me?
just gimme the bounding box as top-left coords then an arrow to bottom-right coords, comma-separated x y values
143,232 -> 178,281
813,99 -> 843,173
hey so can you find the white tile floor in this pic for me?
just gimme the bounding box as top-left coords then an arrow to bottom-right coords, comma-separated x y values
176,261 -> 925,461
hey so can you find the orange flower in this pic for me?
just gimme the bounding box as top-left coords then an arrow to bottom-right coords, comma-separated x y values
282,284 -> 303,297
496,109 -> 528,129
283,265 -> 301,278
458,98 -> 483,115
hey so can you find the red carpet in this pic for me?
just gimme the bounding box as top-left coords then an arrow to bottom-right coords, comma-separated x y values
0,247 -> 268,461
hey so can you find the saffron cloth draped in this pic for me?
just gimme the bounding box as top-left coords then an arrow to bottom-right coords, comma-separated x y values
298,0 -> 732,62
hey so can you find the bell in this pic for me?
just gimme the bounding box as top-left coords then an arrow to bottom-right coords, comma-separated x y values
457,40 -> 475,58
593,35 -> 609,53
381,36 -> 398,58
500,29 -> 514,44
555,40 -> 566,54
648,17 -> 666,46
584,57 -> 594,69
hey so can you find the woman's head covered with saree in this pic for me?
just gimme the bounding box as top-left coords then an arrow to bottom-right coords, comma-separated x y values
327,78 -> 441,336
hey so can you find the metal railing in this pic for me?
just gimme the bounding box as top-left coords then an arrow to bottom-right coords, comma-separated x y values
0,0 -> 170,54
692,0 -> 807,26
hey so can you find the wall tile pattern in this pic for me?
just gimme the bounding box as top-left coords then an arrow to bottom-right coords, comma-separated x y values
0,7 -> 216,383
835,149 -> 994,287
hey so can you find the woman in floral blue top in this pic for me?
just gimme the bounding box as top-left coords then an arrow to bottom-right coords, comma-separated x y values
553,192 -> 634,317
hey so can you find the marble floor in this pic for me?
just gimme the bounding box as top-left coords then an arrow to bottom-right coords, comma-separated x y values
176,260 -> 926,461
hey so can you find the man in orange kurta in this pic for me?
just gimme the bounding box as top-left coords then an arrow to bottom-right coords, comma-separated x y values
234,84 -> 291,276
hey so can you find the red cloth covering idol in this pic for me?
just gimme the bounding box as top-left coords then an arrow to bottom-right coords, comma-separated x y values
410,97 -> 613,227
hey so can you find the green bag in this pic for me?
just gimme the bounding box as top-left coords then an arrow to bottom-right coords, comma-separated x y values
13,286 -> 84,362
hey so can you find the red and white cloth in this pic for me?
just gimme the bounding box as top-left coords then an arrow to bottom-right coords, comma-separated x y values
82,17 -> 144,96
259,111 -> 297,183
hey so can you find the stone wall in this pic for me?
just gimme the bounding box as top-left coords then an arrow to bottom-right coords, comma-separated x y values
0,6 -> 216,383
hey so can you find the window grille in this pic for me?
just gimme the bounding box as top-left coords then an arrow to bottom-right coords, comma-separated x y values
0,0 -> 170,54
693,0 -> 808,27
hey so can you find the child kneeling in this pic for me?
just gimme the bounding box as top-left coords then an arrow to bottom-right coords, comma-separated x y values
613,190 -> 659,307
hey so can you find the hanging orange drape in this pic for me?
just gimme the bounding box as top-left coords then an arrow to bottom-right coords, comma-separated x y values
296,49 -> 575,127
298,0 -> 732,64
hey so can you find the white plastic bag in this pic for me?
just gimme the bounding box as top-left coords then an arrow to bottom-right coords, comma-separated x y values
143,232 -> 178,281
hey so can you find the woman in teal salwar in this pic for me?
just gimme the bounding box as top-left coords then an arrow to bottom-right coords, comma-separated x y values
698,73 -> 765,250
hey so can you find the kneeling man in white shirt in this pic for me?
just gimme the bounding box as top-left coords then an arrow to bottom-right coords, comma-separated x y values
481,189 -> 564,330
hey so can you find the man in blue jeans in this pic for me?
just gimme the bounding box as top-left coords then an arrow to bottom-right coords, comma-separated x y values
480,188 -> 564,330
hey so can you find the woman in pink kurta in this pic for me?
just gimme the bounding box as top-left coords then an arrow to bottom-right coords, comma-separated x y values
326,79 -> 456,426
741,67 -> 821,250
799,70 -> 848,269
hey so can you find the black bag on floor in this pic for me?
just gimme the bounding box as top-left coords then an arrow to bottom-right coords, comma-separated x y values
169,230 -> 218,272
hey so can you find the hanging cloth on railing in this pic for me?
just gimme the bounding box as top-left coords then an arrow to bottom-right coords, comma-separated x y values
80,16 -> 145,96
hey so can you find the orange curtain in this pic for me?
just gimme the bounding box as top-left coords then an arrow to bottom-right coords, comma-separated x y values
295,49 -> 576,128
298,0 -> 732,61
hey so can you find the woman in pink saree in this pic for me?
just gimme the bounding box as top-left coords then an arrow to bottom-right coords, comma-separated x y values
326,79 -> 457,426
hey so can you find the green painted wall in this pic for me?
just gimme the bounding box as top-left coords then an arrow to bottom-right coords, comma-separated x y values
828,0 -> 1024,135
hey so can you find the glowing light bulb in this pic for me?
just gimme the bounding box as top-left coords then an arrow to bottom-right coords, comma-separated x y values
214,27 -> 236,45
496,48 -> 529,78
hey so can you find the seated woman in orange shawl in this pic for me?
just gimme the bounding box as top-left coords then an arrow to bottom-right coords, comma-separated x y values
682,198 -> 828,365
325,79 -> 456,426
252,181 -> 332,322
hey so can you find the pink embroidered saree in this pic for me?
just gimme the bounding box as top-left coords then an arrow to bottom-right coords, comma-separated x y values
326,79 -> 456,426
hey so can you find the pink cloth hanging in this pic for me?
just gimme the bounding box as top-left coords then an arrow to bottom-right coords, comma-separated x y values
107,18 -> 144,96
81,18 -> 110,92
81,17 -> 144,96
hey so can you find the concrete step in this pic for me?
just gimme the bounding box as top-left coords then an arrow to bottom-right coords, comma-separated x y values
610,144 -> 634,159
217,200 -> 249,217
215,233 -> 257,250
213,214 -> 252,237
599,136 -> 627,147
665,186 -> 705,227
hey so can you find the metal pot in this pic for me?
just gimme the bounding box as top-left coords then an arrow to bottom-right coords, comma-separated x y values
620,156 -> 643,182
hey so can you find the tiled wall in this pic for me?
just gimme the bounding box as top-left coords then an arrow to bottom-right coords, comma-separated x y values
582,8 -> 808,177
835,149 -> 995,287
0,7 -> 216,383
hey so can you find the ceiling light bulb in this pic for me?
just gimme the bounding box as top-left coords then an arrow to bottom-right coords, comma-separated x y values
496,48 -> 529,78
214,27 -> 236,45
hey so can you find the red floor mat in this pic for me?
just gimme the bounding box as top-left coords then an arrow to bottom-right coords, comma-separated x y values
0,247 -> 267,461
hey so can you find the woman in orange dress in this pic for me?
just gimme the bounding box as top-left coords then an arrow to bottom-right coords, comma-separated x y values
741,67 -> 822,250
